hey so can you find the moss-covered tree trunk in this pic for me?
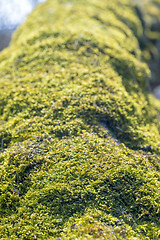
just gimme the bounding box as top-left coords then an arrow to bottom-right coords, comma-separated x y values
0,0 -> 160,239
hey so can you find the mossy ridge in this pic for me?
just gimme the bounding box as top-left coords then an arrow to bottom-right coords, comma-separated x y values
0,29 -> 159,149
0,0 -> 160,239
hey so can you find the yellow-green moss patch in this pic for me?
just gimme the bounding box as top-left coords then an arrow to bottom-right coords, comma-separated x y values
0,0 -> 160,239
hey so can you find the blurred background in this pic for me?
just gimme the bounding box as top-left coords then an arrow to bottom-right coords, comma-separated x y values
0,0 -> 45,50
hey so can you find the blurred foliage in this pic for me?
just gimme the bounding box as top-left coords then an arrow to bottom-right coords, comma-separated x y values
0,0 -> 160,239
133,0 -> 160,88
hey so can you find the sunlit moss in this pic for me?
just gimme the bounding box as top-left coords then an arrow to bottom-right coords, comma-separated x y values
0,0 -> 160,239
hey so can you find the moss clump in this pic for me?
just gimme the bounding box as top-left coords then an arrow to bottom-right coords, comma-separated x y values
0,0 -> 160,239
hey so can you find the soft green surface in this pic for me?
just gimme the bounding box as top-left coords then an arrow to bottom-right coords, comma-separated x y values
0,0 -> 160,239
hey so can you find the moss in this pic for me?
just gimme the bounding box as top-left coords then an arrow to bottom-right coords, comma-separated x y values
0,0 -> 160,239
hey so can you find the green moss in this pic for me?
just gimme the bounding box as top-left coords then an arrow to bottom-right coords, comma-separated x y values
0,0 -> 160,239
